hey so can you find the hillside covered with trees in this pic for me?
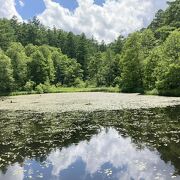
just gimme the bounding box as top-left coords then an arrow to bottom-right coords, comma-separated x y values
0,0 -> 179,96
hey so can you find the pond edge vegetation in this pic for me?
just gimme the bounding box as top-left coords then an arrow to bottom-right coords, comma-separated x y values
0,0 -> 179,97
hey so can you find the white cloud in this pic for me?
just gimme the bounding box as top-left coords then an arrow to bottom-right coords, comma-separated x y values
0,0 -> 22,20
19,0 -> 25,7
38,0 -> 169,43
48,128 -> 178,180
0,163 -> 24,180
0,0 -> 171,43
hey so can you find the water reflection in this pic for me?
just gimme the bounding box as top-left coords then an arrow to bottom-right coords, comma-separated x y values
0,164 -> 23,180
0,128 -> 179,180
48,128 -> 179,180
0,106 -> 180,179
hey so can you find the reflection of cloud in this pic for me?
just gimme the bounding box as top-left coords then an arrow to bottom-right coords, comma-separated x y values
48,128 -> 179,180
0,163 -> 24,180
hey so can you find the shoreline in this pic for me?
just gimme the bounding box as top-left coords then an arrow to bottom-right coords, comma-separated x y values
0,92 -> 180,113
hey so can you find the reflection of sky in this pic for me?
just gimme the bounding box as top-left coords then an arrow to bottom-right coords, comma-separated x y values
0,128 -> 179,180
0,163 -> 24,180
48,128 -> 179,180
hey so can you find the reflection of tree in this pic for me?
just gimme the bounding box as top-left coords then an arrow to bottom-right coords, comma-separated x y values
0,106 -> 179,174
95,106 -> 180,174
0,111 -> 99,173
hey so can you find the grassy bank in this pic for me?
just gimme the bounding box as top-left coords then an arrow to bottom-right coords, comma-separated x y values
145,88 -> 180,97
1,87 -> 179,97
0,87 -> 120,97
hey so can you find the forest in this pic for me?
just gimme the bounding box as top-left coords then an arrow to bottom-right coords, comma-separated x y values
0,0 -> 179,96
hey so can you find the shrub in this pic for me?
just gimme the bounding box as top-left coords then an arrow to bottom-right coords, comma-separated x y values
24,80 -> 35,92
74,78 -> 86,88
35,84 -> 44,94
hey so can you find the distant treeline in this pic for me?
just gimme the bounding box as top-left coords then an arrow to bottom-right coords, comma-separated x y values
0,0 -> 179,95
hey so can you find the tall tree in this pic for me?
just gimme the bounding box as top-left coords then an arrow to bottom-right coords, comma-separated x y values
77,33 -> 89,78
110,35 -> 124,54
120,32 -> 143,92
6,42 -> 28,89
149,9 -> 165,30
155,30 -> 180,92
143,47 -> 163,90
64,32 -> 77,59
38,45 -> 55,83
52,51 -> 83,86
140,29 -> 156,58
0,19 -> 16,50
164,0 -> 180,28
29,50 -> 49,84
0,50 -> 14,92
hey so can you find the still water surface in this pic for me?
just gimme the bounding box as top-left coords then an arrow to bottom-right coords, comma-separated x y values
0,106 -> 180,180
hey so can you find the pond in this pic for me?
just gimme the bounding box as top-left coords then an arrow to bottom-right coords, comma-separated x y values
0,106 -> 180,180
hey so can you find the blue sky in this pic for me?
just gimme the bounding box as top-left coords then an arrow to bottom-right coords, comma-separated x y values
15,0 -> 46,19
15,0 -> 105,19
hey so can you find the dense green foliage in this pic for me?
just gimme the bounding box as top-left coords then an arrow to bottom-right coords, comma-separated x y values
0,51 -> 14,92
0,0 -> 179,95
